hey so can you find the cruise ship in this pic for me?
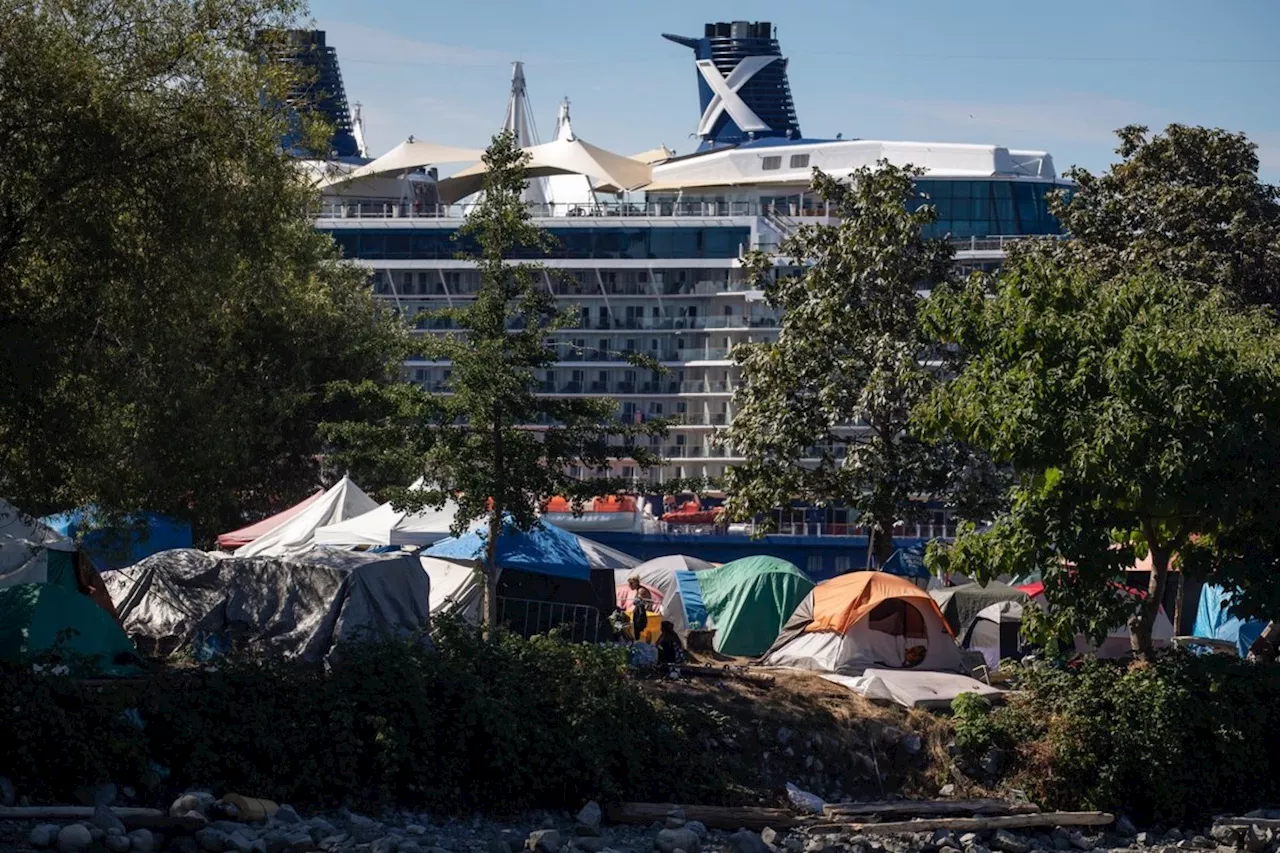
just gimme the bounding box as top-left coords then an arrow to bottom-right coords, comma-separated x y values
307,21 -> 1068,576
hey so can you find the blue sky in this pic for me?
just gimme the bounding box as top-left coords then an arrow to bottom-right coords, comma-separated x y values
307,0 -> 1280,181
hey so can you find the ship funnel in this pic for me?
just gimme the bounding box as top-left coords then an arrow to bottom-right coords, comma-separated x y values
662,20 -> 801,150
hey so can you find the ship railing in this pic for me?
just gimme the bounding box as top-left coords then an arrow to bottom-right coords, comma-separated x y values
660,521 -> 959,540
316,200 -> 764,220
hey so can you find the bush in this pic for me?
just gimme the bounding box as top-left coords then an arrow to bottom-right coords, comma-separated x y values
953,652 -> 1280,824
0,623 -> 733,812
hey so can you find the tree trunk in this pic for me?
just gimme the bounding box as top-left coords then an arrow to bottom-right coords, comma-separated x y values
1130,521 -> 1170,656
482,512 -> 502,633
874,523 -> 895,566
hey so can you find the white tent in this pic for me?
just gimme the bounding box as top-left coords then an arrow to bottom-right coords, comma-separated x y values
318,139 -> 484,188
613,555 -> 714,637
314,481 -> 459,548
0,498 -> 75,587
421,556 -> 482,623
436,136 -> 653,204
235,476 -> 379,559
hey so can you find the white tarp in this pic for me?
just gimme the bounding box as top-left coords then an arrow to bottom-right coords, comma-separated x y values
0,498 -> 75,587
422,556 -> 482,624
576,535 -> 639,571
318,139 -> 484,188
823,668 -> 1005,709
235,476 -> 379,558
314,480 -> 459,548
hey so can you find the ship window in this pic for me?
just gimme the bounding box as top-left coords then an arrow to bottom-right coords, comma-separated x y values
761,156 -> 782,171
789,154 -> 810,169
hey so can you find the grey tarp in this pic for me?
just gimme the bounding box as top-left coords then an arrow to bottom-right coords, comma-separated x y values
930,581 -> 1028,642
105,548 -> 429,662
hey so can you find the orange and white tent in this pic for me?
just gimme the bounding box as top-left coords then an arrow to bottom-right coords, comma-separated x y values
762,572 -> 964,676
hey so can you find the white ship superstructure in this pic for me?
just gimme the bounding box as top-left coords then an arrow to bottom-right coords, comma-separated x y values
314,20 -> 1068,488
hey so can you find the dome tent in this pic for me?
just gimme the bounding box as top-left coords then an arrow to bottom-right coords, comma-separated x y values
697,555 -> 814,657
1194,584 -> 1267,657
763,572 -> 962,676
930,581 -> 1030,670
0,583 -> 142,676
614,554 -> 715,638
1019,580 -> 1174,657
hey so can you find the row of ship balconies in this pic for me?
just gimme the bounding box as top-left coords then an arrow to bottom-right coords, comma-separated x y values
414,379 -> 735,395
408,314 -> 782,332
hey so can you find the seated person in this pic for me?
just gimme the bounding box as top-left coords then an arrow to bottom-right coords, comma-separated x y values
656,620 -> 684,666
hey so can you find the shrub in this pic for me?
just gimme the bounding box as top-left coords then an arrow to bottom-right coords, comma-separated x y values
953,652 -> 1280,824
0,622 -> 732,812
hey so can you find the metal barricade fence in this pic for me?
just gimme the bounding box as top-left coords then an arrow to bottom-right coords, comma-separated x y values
497,597 -> 603,643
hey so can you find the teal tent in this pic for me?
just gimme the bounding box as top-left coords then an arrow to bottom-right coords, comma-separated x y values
0,583 -> 142,676
697,556 -> 814,657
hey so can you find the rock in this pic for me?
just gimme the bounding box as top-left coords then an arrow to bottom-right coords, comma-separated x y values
939,847 -> 962,853
308,821 -> 338,842
666,817 -> 687,830
960,834 -> 980,848
1166,830 -> 1185,843
1116,818 -> 1139,840
128,830 -> 156,853
992,831 -> 1031,853
785,838 -> 804,853
1216,846 -> 1238,853
173,792 -> 218,818
761,828 -> 781,849
57,824 -> 94,853
577,802 -> 603,831
729,832 -> 770,853
1137,834 -> 1156,847
276,806 -> 303,826
197,829 -> 229,852
491,839 -> 517,853
901,734 -> 924,755
939,784 -> 957,798
317,836 -> 350,853
406,826 -> 428,837
106,834 -> 133,853
372,838 -> 399,853
1191,837 -> 1213,849
1209,827 -> 1240,846
1066,833 -> 1090,852
804,839 -> 826,853
685,823 -> 708,841
91,804 -> 128,834
399,843 -> 424,853
227,833 -> 259,853
0,775 -> 14,807
1243,827 -> 1269,853
979,748 -> 1006,776
777,727 -> 794,745
528,830 -> 563,853
284,831 -> 314,853
655,828 -> 702,853
573,838 -> 608,853
172,839 -> 200,853
31,825 -> 61,848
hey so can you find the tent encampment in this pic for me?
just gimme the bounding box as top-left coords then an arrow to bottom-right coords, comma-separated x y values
1194,584 -> 1267,657
0,583 -> 142,676
105,548 -> 430,662
613,555 -> 715,638
217,489 -> 326,551
1019,580 -> 1174,657
235,476 -> 378,558
931,581 -> 1029,669
697,556 -> 814,657
0,581 -> 141,676
763,571 -> 963,675
41,508 -> 191,571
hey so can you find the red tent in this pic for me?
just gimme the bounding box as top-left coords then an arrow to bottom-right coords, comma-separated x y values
216,489 -> 325,550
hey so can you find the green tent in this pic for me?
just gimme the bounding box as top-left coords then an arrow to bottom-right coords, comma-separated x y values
698,556 -> 815,657
0,583 -> 142,676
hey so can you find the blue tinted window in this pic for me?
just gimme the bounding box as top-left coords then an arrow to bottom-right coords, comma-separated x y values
323,227 -> 751,260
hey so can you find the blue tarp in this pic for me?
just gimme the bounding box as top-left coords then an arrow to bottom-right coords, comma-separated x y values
882,543 -> 930,580
1193,584 -> 1267,657
674,570 -> 708,629
42,507 -> 192,571
424,519 -> 591,580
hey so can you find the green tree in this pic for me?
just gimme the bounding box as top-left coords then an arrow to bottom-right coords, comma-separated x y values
722,163 -> 993,563
1026,124 -> 1280,307
0,0 -> 406,537
324,131 -> 665,627
919,258 -> 1280,653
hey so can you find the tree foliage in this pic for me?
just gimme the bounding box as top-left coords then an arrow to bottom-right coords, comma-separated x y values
1025,123 -> 1280,307
723,163 -> 997,562
919,258 -> 1280,652
0,0 -> 406,538
324,132 -> 665,623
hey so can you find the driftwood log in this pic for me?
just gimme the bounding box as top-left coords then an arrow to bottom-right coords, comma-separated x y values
824,800 -> 1041,819
819,812 -> 1114,834
1215,820 -> 1280,830
606,803 -> 809,831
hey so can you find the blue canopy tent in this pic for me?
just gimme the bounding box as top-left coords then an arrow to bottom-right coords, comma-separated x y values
1193,584 -> 1267,657
881,543 -> 930,584
41,508 -> 192,571
425,520 -> 606,639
